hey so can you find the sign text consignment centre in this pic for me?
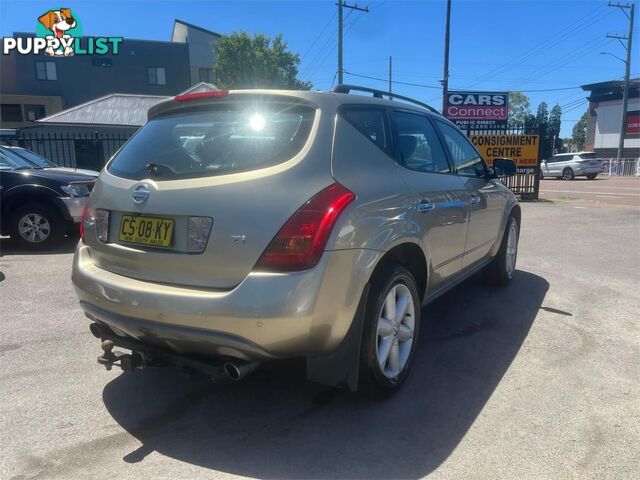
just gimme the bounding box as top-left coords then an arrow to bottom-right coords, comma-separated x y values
470,134 -> 539,169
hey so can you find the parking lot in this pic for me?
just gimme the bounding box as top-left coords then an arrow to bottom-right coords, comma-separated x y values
1,182 -> 638,479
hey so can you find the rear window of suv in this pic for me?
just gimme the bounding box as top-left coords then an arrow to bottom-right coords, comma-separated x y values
107,101 -> 315,180
578,153 -> 597,159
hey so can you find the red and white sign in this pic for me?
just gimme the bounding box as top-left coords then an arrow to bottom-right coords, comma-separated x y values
444,91 -> 509,128
626,111 -> 640,135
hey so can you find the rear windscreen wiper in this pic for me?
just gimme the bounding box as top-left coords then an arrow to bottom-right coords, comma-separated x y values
145,163 -> 177,177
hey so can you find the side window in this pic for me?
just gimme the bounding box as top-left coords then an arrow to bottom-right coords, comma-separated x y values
436,121 -> 486,178
340,106 -> 390,152
393,111 -> 450,173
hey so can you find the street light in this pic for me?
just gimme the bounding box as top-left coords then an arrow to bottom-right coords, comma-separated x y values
600,51 -> 626,64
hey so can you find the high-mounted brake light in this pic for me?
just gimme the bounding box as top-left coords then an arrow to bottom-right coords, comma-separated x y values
174,90 -> 229,102
255,183 -> 355,271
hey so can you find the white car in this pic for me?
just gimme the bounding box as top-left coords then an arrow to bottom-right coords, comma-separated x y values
540,152 -> 603,180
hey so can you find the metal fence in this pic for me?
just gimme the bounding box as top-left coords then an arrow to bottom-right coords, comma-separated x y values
4,127 -> 547,197
4,131 -> 132,170
600,158 -> 640,176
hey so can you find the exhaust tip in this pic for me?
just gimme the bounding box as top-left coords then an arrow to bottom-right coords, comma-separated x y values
223,362 -> 241,381
89,323 -> 102,338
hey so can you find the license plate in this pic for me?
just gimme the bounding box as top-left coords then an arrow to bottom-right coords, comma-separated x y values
119,215 -> 175,248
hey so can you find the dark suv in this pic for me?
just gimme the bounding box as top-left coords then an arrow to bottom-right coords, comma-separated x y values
0,148 -> 95,249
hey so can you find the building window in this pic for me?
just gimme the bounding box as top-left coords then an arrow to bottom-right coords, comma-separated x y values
1,104 -> 23,122
35,61 -> 57,80
24,104 -> 46,121
199,68 -> 214,83
92,58 -> 113,67
147,66 -> 166,85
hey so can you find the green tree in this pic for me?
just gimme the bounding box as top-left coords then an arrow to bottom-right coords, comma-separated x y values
523,113 -> 537,132
548,104 -> 562,155
535,102 -> 551,158
572,111 -> 589,151
214,32 -> 311,90
508,92 -> 531,128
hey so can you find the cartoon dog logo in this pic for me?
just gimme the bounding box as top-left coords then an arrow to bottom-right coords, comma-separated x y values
37,8 -> 77,56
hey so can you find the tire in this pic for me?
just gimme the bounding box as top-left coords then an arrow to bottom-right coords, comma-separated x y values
562,168 -> 575,181
359,263 -> 421,393
485,216 -> 519,287
586,173 -> 598,180
9,203 -> 64,250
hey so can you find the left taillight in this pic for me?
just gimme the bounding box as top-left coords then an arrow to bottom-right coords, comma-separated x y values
81,205 -> 109,243
80,203 -> 89,243
254,183 -> 355,272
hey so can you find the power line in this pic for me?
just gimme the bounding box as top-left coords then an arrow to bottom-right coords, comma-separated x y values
465,5 -> 609,88
463,4 -> 611,89
514,86 -> 583,93
306,6 -> 371,82
343,69 -> 591,93
506,37 -> 610,90
304,1 -> 382,84
338,2 -> 370,84
301,9 -> 353,78
301,13 -> 335,59
563,99 -> 589,114
344,70 -> 441,89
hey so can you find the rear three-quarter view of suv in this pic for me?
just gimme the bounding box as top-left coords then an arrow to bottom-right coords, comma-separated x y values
72,85 -> 521,392
540,151 -> 604,180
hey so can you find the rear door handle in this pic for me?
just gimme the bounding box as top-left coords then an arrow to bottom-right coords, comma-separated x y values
469,194 -> 480,206
417,201 -> 435,213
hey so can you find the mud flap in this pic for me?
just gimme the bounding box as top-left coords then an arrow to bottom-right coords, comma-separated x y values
306,284 -> 370,392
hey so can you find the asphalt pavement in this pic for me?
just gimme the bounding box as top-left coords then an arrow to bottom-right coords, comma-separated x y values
1,185 -> 638,479
539,176 -> 640,208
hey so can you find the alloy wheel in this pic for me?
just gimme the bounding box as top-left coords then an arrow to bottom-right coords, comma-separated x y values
376,283 -> 415,379
18,213 -> 51,244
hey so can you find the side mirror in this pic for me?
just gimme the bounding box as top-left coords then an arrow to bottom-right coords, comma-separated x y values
492,158 -> 517,177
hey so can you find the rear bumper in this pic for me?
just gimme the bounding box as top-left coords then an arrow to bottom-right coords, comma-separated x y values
72,244 -> 380,361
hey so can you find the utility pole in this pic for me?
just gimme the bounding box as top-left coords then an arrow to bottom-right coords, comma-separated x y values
441,0 -> 452,113
337,1 -> 369,85
607,1 -> 634,159
389,56 -> 392,93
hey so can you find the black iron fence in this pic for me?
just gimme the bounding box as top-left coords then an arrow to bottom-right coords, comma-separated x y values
4,131 -> 132,171
4,126 -> 542,198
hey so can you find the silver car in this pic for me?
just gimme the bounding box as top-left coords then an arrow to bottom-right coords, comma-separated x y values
72,85 -> 520,392
540,152 -> 603,180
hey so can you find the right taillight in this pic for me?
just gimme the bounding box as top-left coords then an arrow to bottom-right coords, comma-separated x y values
255,183 -> 355,271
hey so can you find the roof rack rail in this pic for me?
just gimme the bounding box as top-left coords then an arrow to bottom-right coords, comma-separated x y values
332,84 -> 441,115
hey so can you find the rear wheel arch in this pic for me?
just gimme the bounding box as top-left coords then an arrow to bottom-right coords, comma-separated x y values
371,242 -> 428,302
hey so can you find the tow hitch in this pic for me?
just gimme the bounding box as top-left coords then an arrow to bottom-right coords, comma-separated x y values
98,339 -> 144,372
90,322 -> 259,382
